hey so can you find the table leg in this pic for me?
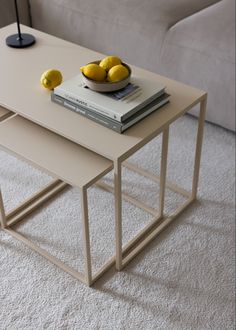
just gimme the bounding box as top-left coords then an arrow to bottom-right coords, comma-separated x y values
191,96 -> 207,200
159,126 -> 169,217
114,159 -> 122,271
2,183 -> 115,286
0,189 -> 7,228
111,98 -> 207,271
81,187 -> 92,286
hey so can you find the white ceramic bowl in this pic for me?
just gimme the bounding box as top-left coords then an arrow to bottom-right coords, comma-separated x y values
81,61 -> 131,92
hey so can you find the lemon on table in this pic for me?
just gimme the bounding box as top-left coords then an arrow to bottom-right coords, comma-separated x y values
80,63 -> 106,81
107,64 -> 129,82
40,69 -> 63,90
99,56 -> 122,71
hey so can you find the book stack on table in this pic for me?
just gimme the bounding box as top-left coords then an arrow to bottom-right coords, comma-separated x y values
52,75 -> 170,133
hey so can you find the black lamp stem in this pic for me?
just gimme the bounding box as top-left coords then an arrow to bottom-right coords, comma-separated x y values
15,0 -> 22,40
5,0 -> 36,48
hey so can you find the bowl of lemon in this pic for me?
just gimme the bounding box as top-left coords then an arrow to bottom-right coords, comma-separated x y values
80,56 -> 131,92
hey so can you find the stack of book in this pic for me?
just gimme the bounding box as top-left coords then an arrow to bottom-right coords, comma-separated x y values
52,75 -> 170,133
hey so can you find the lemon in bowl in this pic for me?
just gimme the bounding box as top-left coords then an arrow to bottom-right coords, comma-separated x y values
107,64 -> 130,82
81,59 -> 131,92
80,63 -> 106,82
99,56 -> 122,71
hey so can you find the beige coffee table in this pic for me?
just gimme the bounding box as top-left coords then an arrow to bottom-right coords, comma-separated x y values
0,24 -> 207,282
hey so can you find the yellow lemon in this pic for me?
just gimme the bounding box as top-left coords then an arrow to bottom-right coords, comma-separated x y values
99,56 -> 122,71
40,69 -> 62,90
80,63 -> 106,81
107,64 -> 129,82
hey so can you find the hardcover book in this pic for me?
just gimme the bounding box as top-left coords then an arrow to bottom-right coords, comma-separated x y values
51,92 -> 170,133
53,75 -> 166,122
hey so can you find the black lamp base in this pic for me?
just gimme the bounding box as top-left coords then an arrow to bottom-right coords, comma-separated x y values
6,33 -> 35,48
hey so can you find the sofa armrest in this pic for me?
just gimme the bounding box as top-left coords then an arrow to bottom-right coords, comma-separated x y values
0,0 -> 31,28
159,0 -> 235,131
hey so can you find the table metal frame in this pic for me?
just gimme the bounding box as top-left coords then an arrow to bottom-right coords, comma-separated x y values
0,97 -> 206,284
0,24 -> 208,285
112,97 -> 207,271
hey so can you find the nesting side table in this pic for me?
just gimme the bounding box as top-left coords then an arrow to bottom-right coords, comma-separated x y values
0,24 -> 207,284
0,115 -> 114,286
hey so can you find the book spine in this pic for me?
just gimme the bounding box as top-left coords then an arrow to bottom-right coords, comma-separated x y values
121,89 -> 164,122
54,89 -> 123,122
51,94 -> 122,133
122,98 -> 169,131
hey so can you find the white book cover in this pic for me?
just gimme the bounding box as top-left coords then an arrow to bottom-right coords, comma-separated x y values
54,75 -> 166,122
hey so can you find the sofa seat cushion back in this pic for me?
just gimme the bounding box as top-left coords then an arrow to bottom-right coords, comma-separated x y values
28,0 -> 221,70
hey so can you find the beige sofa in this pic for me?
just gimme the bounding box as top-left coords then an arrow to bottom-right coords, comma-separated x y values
0,0 -> 235,131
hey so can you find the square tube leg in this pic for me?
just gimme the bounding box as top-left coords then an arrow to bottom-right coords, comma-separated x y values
80,187 -> 92,286
114,160 -> 122,271
114,126 -> 170,271
191,96 -> 207,199
0,189 -> 7,228
159,126 -> 169,217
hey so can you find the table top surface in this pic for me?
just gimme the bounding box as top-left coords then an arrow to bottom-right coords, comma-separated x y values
0,115 -> 113,188
0,24 -> 206,161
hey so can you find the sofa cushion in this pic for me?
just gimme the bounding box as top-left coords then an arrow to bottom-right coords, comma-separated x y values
29,0 -> 220,69
159,0 -> 235,131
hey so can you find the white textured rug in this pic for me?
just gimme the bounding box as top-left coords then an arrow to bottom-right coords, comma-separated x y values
0,115 -> 235,330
